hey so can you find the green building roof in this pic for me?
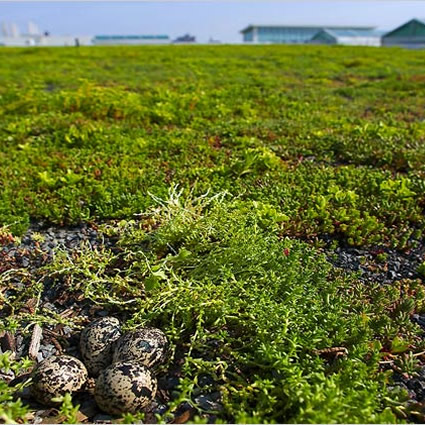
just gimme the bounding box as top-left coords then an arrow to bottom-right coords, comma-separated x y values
94,35 -> 169,40
382,19 -> 425,39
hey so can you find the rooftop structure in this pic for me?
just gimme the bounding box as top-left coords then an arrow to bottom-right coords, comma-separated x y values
240,24 -> 376,44
93,35 -> 170,45
382,18 -> 425,49
173,34 -> 196,43
310,28 -> 382,46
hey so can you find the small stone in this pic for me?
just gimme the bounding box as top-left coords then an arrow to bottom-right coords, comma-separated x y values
0,369 -> 15,382
152,403 -> 168,415
198,374 -> 214,387
194,394 -> 222,411
388,271 -> 397,280
15,335 -> 25,357
43,303 -> 57,312
93,414 -> 113,424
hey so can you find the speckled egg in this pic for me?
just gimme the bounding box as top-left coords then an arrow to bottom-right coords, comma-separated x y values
31,355 -> 88,406
95,361 -> 157,415
80,317 -> 122,376
113,328 -> 168,368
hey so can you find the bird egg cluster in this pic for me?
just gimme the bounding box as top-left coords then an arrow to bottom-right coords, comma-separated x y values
30,317 -> 168,415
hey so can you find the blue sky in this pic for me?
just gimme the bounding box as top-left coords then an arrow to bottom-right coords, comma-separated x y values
1,1 -> 424,43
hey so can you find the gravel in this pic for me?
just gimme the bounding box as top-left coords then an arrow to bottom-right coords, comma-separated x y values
2,223 -> 424,422
1,221 -> 224,423
319,235 -> 425,285
0,221 -> 116,274
319,235 -> 425,414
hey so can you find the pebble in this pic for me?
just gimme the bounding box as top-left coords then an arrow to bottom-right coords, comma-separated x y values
321,235 -> 425,285
194,393 -> 223,411
198,374 -> 215,388
93,414 -> 113,423
0,368 -> 15,382
412,314 -> 425,329
43,303 -> 58,313
15,335 -> 25,358
152,402 -> 168,415
0,222 -> 115,276
40,343 -> 56,359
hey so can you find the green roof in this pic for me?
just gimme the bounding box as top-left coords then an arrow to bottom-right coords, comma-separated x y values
382,18 -> 425,39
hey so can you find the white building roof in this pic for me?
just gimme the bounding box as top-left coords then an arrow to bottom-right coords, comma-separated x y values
240,24 -> 376,33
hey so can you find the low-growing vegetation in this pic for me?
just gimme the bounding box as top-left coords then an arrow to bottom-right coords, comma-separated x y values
2,192 -> 425,423
1,45 -> 425,246
1,44 -> 425,423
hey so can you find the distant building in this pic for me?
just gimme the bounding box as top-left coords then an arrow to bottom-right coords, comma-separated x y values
173,34 -> 196,43
240,25 -> 376,44
310,28 -> 382,46
0,34 -> 92,47
1,21 -> 20,38
9,23 -> 20,38
27,21 -> 41,36
382,18 -> 425,49
39,35 -> 92,46
0,21 -> 91,46
1,22 -> 8,37
93,35 -> 170,45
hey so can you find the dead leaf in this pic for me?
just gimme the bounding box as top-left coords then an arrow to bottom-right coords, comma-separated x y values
313,346 -> 348,361
170,408 -> 196,424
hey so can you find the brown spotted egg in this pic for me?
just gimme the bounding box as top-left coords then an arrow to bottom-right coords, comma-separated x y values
80,317 -> 122,376
94,361 -> 157,415
31,355 -> 88,406
112,328 -> 168,368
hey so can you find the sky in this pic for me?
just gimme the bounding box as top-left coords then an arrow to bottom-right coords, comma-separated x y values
1,1 -> 424,43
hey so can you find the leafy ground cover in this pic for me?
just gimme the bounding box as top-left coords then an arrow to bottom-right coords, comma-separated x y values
1,44 -> 425,423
